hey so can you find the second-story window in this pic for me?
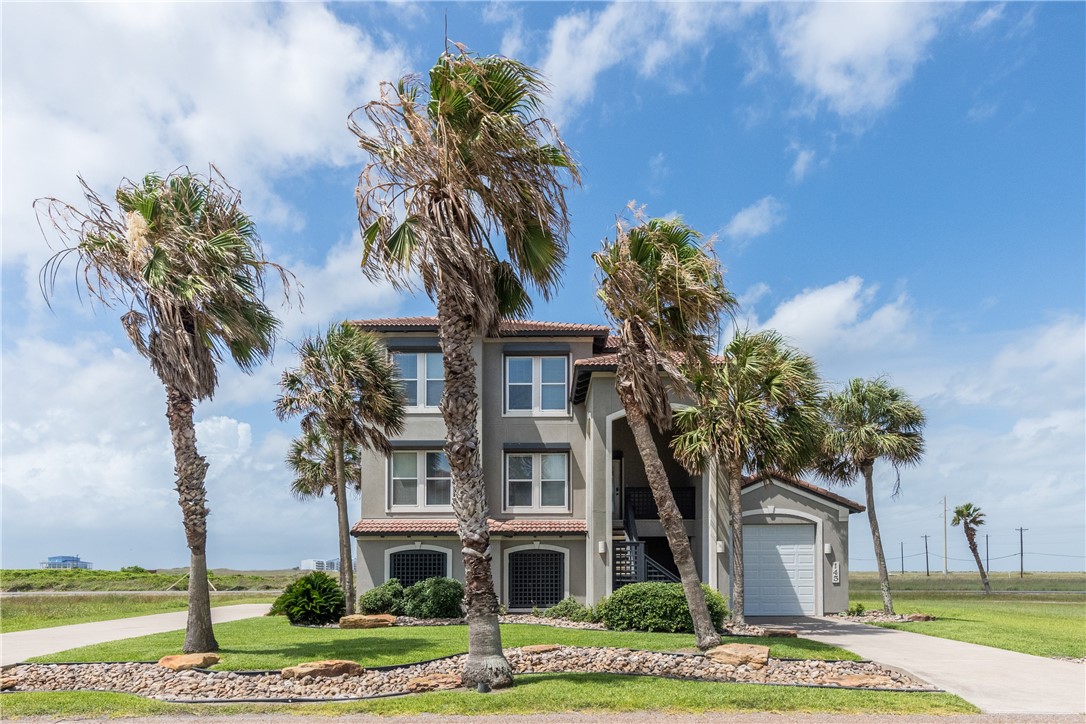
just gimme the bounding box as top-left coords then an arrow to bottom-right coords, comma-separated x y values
505,452 -> 569,511
390,450 -> 452,508
393,351 -> 444,410
505,356 -> 569,415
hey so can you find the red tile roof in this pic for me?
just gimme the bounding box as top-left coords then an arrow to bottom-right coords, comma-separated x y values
352,518 -> 588,536
352,317 -> 609,337
744,473 -> 865,513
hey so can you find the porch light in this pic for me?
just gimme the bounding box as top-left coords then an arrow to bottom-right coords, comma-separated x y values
597,541 -> 608,554
823,543 -> 832,555
715,541 -> 725,554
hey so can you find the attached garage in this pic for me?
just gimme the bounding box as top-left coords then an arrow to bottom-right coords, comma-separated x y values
743,524 -> 817,615
714,473 -> 864,616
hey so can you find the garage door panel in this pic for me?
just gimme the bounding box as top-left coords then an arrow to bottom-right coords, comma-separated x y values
743,525 -> 816,616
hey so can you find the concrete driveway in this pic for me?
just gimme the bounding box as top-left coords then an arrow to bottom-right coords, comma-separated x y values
0,603 -> 270,666
759,616 -> 1085,715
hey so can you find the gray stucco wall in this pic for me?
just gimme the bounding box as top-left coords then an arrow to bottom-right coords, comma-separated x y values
714,479 -> 854,615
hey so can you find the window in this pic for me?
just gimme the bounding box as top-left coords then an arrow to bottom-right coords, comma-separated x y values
504,356 -> 568,414
504,452 -> 568,511
390,451 -> 452,508
507,549 -> 566,609
389,549 -> 449,587
392,351 -> 444,409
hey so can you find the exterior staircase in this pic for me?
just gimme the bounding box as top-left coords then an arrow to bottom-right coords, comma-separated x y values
612,500 -> 680,590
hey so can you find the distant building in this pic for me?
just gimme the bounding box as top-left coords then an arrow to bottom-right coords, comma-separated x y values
41,555 -> 92,570
299,558 -> 340,572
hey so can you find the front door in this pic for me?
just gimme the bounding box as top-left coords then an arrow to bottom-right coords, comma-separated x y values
612,457 -> 623,519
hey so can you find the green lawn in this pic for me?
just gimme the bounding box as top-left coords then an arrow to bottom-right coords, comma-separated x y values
0,593 -> 275,633
0,568 -> 299,593
853,592 -> 1086,658
850,570 -> 1086,593
0,674 -> 976,719
29,616 -> 859,669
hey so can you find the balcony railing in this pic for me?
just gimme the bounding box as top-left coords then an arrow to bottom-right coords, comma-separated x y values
624,486 -> 696,519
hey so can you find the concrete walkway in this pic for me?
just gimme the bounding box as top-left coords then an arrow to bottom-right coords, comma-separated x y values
761,616 -> 1085,715
0,603 -> 270,666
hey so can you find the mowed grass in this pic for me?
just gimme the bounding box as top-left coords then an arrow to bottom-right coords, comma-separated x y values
29,616 -> 859,669
853,592 -> 1086,658
850,570 -> 1086,593
0,593 -> 275,633
0,568 -> 300,593
0,674 -> 977,719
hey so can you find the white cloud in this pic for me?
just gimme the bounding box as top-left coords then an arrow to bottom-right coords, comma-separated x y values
971,3 -> 1006,32
769,3 -> 946,119
789,145 -> 817,182
756,277 -> 914,362
2,3 -> 407,272
538,3 -> 739,124
723,196 -> 787,242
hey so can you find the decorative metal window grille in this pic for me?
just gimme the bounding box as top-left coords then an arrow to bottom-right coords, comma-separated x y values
508,550 -> 564,609
389,550 -> 447,587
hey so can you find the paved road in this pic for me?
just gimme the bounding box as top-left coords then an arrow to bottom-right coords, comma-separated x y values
0,603 -> 270,666
761,616 -> 1085,715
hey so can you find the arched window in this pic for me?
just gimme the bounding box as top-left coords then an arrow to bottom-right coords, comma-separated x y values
507,548 -> 566,609
388,548 -> 449,587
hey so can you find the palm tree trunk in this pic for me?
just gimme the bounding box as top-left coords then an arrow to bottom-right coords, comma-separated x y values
862,462 -> 894,614
623,398 -> 720,649
164,386 -> 218,653
724,460 -> 746,627
435,290 -> 512,689
332,430 -> 356,615
965,529 -> 992,594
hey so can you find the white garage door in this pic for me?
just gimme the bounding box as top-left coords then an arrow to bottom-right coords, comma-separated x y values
743,524 -> 817,616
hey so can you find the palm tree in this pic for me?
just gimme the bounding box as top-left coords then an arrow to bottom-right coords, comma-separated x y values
349,46 -> 578,687
276,323 -> 405,614
820,377 -> 926,614
673,330 -> 825,626
594,212 -> 737,650
38,169 -> 292,652
952,503 -> 991,594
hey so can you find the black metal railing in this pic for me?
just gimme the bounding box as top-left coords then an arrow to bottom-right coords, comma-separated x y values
624,486 -> 696,519
613,540 -> 681,589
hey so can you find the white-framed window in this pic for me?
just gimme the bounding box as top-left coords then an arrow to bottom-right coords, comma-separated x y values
392,351 -> 444,410
504,356 -> 569,415
390,450 -> 452,509
504,451 -> 569,511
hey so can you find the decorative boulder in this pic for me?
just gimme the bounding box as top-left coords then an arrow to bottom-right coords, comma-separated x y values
705,643 -> 770,669
520,644 -> 562,654
158,653 -> 220,671
761,627 -> 798,638
824,673 -> 896,688
406,673 -> 462,692
281,660 -> 364,679
905,613 -> 935,622
0,676 -> 17,691
340,614 -> 396,629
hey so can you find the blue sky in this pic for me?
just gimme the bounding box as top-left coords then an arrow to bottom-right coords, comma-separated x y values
2,2 -> 1083,575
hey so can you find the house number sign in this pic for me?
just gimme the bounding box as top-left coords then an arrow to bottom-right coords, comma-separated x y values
831,561 -> 841,584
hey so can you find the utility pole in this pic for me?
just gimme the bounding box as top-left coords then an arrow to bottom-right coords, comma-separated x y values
943,497 -> 949,575
922,535 -> 930,576
985,534 -> 989,573
1016,528 -> 1027,578
900,541 -> 905,575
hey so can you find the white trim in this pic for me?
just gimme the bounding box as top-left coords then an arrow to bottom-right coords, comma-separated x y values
383,543 -> 453,583
392,351 -> 444,413
503,543 -> 570,611
741,507 -> 824,616
502,451 -> 571,513
502,354 -> 572,417
743,476 -> 856,517
385,450 -> 454,513
585,382 -> 596,604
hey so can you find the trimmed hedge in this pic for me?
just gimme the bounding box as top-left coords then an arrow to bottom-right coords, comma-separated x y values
602,582 -> 727,633
402,577 -> 464,619
359,578 -> 404,615
270,571 -> 345,626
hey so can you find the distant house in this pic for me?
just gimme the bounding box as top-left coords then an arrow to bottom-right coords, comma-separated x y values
299,558 -> 340,572
350,317 -> 865,616
41,555 -> 92,570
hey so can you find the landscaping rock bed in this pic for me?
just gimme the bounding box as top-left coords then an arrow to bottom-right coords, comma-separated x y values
835,611 -> 935,624
4,646 -> 936,701
391,614 -> 607,630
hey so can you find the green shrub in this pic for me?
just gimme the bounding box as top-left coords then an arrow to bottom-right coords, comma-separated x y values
119,566 -> 148,574
359,578 -> 404,615
402,577 -> 463,619
846,602 -> 866,617
602,582 -> 727,633
270,571 -> 345,626
542,596 -> 594,622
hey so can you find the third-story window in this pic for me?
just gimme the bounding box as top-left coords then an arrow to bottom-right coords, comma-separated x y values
505,452 -> 569,510
391,451 -> 452,508
392,352 -> 444,410
504,356 -> 568,414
